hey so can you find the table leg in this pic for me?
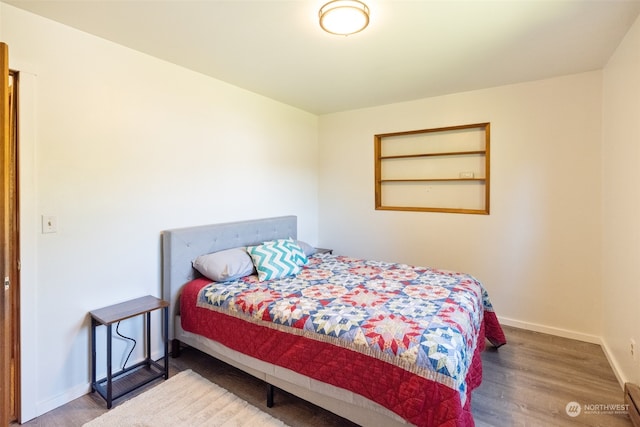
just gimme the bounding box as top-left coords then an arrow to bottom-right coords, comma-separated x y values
163,306 -> 169,379
91,318 -> 96,392
106,324 -> 112,409
146,311 -> 151,364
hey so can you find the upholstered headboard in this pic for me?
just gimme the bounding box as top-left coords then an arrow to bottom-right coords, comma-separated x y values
161,215 -> 297,340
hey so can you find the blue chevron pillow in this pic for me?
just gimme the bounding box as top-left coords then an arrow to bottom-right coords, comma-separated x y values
247,240 -> 302,282
273,238 -> 308,266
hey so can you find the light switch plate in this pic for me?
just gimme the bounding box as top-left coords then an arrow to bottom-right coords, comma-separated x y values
42,215 -> 57,234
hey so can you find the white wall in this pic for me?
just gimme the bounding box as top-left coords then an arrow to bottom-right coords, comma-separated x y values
602,14 -> 640,386
318,72 -> 603,342
3,0 -> 638,420
1,4 -> 319,420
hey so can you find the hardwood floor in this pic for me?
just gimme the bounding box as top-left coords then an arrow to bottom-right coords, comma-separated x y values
476,327 -> 630,427
12,326 -> 631,426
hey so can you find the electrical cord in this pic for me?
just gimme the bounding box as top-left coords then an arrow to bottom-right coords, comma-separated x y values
115,321 -> 136,369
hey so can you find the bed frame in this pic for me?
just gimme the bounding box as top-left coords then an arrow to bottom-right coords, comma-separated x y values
161,216 -> 408,427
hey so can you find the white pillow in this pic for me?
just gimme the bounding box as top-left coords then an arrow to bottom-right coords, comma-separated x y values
193,248 -> 255,282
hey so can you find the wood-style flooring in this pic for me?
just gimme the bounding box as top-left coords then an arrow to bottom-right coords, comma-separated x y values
11,326 -> 631,427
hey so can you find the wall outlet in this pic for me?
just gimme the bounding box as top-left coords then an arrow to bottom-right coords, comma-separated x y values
631,339 -> 637,361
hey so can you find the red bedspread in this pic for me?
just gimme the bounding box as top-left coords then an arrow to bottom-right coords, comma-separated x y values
181,271 -> 505,427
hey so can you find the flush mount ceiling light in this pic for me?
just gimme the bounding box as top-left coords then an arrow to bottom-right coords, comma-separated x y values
319,0 -> 370,36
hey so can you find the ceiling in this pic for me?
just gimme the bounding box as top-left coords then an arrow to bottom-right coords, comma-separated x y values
5,0 -> 640,115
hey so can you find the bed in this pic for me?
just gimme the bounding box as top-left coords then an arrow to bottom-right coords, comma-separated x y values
162,216 -> 506,427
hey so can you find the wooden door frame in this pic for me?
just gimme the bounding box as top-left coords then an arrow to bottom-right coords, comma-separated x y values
1,41 -> 20,425
1,40 -> 12,427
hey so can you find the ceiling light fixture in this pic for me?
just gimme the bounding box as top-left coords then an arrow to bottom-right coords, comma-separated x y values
319,0 -> 370,36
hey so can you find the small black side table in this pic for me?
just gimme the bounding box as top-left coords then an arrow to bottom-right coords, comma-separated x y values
315,248 -> 333,254
90,295 -> 169,408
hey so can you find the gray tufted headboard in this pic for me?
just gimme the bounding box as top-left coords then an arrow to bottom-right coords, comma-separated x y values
161,215 -> 297,340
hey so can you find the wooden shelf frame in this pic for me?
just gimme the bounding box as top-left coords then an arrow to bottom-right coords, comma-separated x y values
374,122 -> 490,214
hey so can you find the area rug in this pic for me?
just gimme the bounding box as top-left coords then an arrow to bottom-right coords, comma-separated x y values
84,369 -> 290,426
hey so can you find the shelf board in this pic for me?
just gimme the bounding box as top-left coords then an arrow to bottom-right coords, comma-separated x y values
375,205 -> 489,215
94,362 -> 165,403
379,178 -> 486,183
379,150 -> 486,160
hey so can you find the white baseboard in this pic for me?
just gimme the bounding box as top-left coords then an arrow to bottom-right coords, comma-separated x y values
599,337 -> 627,389
498,316 -> 625,389
35,382 -> 91,421
32,349 -> 167,421
498,316 -> 601,344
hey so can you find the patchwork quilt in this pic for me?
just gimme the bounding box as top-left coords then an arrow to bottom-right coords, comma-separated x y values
181,253 -> 506,427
